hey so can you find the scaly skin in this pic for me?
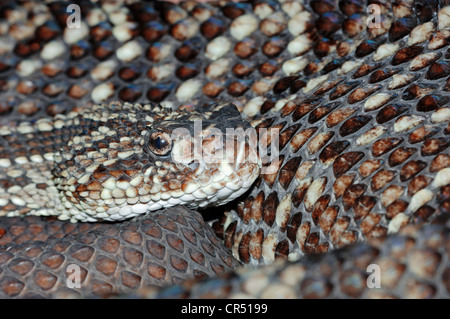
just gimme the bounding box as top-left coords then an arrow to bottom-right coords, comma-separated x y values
0,0 -> 449,298
0,207 -> 240,297
142,215 -> 450,299
0,101 -> 259,222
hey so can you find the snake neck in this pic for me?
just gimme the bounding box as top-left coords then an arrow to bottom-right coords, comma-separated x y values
0,111 -> 85,217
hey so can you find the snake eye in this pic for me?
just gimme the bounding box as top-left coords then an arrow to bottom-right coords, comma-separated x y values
148,131 -> 172,156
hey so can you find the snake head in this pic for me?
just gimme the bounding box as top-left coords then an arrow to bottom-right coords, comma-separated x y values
54,102 -> 261,222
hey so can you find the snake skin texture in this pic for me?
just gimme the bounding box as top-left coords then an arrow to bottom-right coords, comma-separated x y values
0,0 -> 449,298
0,101 -> 260,222
0,207 -> 239,298
141,215 -> 450,298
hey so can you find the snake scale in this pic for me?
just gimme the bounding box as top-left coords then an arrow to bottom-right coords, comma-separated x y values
0,0 -> 449,298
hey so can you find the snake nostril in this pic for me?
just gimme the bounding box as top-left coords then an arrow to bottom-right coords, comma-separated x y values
187,160 -> 199,170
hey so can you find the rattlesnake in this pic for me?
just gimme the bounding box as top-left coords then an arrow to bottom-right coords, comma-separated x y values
0,0 -> 449,298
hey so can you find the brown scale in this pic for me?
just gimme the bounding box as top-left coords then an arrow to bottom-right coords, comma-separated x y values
308,131 -> 335,154
403,83 -> 437,100
313,78 -> 344,96
262,37 -> 286,58
376,104 -> 410,124
273,76 -> 299,94
372,137 -> 404,157
390,17 -> 417,42
329,81 -> 361,100
322,58 -> 345,74
427,61 -> 450,79
228,80 -> 251,97
308,102 -> 340,123
358,159 -> 383,177
258,60 -> 278,76
355,40 -> 381,58
342,14 -> 366,37
369,67 -> 404,83
417,94 -> 449,112
392,46 -> 424,65
339,115 -> 372,136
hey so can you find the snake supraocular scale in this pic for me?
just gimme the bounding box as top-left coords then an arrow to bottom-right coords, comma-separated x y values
0,0 -> 449,298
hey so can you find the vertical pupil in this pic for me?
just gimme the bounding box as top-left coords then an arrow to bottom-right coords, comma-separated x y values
155,136 -> 164,149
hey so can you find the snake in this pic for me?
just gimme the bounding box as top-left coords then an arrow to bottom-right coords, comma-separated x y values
0,0 -> 448,298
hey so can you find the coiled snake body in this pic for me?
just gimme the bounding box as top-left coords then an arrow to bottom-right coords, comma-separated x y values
0,0 -> 449,298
